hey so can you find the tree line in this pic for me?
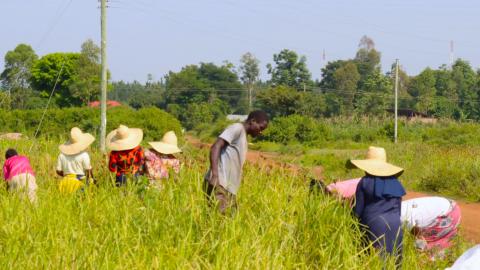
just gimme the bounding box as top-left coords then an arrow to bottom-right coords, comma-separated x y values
2,36 -> 480,128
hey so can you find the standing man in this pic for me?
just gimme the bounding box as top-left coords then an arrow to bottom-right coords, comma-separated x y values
205,110 -> 269,214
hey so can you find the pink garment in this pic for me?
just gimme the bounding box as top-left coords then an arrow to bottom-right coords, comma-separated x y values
144,149 -> 180,180
421,202 -> 461,251
326,178 -> 361,199
3,155 -> 35,181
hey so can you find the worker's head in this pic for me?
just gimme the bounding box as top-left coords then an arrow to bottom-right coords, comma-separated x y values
5,148 -> 18,159
245,110 -> 269,137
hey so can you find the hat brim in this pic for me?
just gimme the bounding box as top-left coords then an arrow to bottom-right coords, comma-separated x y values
59,133 -> 95,155
350,159 -> 404,177
149,142 -> 182,154
106,128 -> 143,151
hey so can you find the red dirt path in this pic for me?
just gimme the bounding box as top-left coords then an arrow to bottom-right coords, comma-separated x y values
187,135 -> 480,243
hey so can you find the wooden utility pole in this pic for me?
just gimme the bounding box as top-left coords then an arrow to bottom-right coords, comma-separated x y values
394,59 -> 399,144
100,0 -> 108,152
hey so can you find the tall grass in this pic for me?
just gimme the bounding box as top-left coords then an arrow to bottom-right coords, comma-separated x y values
0,139 -> 469,269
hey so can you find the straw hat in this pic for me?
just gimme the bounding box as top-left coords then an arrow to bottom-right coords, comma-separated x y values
59,127 -> 95,155
106,125 -> 143,151
350,146 -> 403,177
149,131 -> 182,154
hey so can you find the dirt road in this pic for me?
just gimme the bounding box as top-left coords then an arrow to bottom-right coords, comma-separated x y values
187,135 -> 480,243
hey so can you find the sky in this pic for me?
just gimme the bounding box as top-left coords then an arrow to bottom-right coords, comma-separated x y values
1,0 -> 479,83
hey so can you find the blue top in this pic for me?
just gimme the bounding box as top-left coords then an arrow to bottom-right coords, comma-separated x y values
354,176 -> 406,224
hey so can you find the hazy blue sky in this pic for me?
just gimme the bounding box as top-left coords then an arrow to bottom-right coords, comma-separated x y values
1,0 -> 478,82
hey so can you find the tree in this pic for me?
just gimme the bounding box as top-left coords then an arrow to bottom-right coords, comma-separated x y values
239,52 -> 260,111
165,62 -> 243,111
408,68 -> 436,113
354,36 -> 381,87
433,65 -> 457,118
69,40 -> 102,105
1,44 -> 38,90
319,60 -> 348,90
0,44 -> 38,109
355,70 -> 392,115
256,85 -> 302,117
267,49 -> 312,89
30,52 -> 81,106
451,59 -> 478,119
332,62 -> 360,111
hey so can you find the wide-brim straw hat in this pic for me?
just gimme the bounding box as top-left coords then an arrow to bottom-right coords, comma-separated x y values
350,146 -> 404,177
106,125 -> 143,151
59,127 -> 95,155
149,131 -> 182,154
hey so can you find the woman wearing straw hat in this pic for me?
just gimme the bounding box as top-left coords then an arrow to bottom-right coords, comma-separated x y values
56,127 -> 95,194
107,125 -> 144,187
144,131 -> 182,189
350,146 -> 406,268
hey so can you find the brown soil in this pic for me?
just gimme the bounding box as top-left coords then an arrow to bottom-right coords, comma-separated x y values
186,135 -> 480,243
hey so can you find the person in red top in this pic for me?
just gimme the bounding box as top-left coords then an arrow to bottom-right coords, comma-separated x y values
3,149 -> 37,202
107,125 -> 144,186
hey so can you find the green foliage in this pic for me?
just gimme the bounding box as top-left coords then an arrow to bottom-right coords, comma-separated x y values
239,52 -> 260,87
165,62 -> 243,111
68,39 -> 102,105
354,36 -> 381,86
0,107 -> 182,142
0,43 -> 38,90
260,115 -> 332,145
0,43 -> 38,109
267,49 -> 312,89
30,52 -> 84,107
333,61 -> 360,111
256,86 -> 301,117
168,98 -> 229,131
110,80 -> 165,109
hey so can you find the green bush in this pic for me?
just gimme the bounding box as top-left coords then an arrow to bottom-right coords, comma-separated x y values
0,106 -> 182,142
260,115 -> 332,145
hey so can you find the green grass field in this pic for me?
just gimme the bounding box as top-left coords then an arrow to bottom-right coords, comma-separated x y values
0,139 -> 472,269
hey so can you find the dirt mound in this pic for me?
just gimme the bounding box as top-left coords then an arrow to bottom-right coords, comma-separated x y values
0,133 -> 23,140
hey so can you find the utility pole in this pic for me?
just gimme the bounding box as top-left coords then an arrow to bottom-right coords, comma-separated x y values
100,0 -> 108,152
394,59 -> 399,144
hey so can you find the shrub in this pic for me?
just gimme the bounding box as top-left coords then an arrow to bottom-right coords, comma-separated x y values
0,107 -> 182,142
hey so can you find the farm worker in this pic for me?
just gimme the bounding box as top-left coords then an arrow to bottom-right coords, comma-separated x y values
446,244 -> 480,270
401,196 -> 461,259
326,178 -> 361,199
3,148 -> 37,203
56,127 -> 95,194
351,146 -> 405,268
205,110 -> 269,214
144,131 -> 182,189
107,125 -> 144,187
309,166 -> 360,199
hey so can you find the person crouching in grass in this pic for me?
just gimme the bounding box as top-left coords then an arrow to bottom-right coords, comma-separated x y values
351,146 -> 406,269
3,148 -> 37,203
401,196 -> 461,260
56,127 -> 95,194
205,110 -> 269,215
107,125 -> 144,187
144,131 -> 182,189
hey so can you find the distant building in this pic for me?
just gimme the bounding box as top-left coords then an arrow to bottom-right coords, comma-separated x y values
88,100 -> 122,108
386,109 -> 437,123
226,114 -> 248,122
